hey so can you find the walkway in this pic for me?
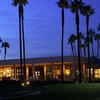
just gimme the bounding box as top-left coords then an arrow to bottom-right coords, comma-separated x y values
0,87 -> 48,99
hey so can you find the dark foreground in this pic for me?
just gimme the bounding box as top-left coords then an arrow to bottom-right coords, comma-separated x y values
0,80 -> 100,100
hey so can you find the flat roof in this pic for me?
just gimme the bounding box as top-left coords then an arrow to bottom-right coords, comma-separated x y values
0,56 -> 100,65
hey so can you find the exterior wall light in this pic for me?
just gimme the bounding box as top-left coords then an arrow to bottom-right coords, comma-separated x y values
26,81 -> 30,85
22,83 -> 25,86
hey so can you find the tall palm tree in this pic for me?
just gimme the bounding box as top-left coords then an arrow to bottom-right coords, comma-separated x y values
97,23 -> 100,31
94,33 -> 100,58
12,0 -> 28,81
67,34 -> 77,56
88,28 -> 95,57
21,0 -> 28,80
0,37 -> 2,59
70,0 -> 84,83
77,32 -> 84,56
67,37 -> 74,56
0,37 -> 2,43
0,37 -> 2,49
84,36 -> 91,56
67,34 -> 77,81
56,0 -> 69,82
1,42 -> 10,60
81,5 -> 95,82
81,43 -> 87,57
96,23 -> 100,58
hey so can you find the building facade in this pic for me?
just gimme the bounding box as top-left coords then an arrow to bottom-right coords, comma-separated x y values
0,56 -> 100,81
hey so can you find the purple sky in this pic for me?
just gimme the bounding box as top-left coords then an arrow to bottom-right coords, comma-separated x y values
0,0 -> 99,59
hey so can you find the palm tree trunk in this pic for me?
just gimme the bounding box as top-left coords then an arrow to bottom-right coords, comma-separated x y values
75,10 -> 82,83
19,5 -> 23,82
4,54 -> 6,60
74,43 -> 76,56
21,5 -> 26,80
61,7 -> 64,82
91,43 -> 94,57
71,43 -> 74,56
79,40 -> 82,56
74,0 -> 82,83
86,16 -> 91,82
4,48 -> 6,60
81,48 -> 83,56
73,43 -> 76,82
84,47 -> 86,57
97,40 -> 99,58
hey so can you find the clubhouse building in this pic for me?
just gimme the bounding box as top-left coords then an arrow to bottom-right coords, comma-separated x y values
0,56 -> 100,81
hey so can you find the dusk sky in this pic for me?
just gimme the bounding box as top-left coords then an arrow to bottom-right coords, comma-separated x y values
0,0 -> 99,60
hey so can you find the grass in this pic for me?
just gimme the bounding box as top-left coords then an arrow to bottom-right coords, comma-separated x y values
1,82 -> 100,100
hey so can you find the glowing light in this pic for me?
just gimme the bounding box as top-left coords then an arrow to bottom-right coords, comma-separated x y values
26,81 -> 30,85
22,83 -> 25,86
91,68 -> 93,71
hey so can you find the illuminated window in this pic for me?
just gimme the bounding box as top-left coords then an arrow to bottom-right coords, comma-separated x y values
65,69 -> 70,75
94,69 -> 100,78
35,71 -> 40,76
56,70 -> 60,75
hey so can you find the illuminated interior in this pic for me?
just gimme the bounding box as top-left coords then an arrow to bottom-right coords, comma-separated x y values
0,63 -> 99,81
94,69 -> 100,78
65,69 -> 70,76
0,67 -> 12,77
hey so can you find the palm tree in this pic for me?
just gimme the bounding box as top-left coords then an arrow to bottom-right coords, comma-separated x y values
77,32 -> 84,56
67,34 -> 77,56
56,0 -> 69,82
93,23 -> 100,58
0,37 -> 2,43
88,28 -> 95,57
0,37 -> 2,49
84,36 -> 91,56
81,43 -> 87,57
81,4 -> 95,82
94,33 -> 100,58
12,0 -> 28,81
67,34 -> 77,81
70,0 -> 85,83
97,23 -> 100,31
1,42 -> 10,60
0,37 -> 2,59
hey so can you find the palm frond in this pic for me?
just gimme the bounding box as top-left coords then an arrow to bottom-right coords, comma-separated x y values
97,23 -> 100,31
80,4 -> 95,17
70,0 -> 85,13
12,0 -> 28,6
56,0 -> 70,8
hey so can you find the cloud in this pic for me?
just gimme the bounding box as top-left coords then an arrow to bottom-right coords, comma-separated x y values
34,13 -> 50,18
0,11 -> 14,17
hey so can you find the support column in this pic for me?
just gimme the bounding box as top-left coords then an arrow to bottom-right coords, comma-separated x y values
14,65 -> 16,79
44,65 -> 46,79
83,63 -> 86,80
32,64 -> 35,78
72,56 -> 76,79
51,63 -> 54,79
63,64 -> 65,79
26,66 -> 29,80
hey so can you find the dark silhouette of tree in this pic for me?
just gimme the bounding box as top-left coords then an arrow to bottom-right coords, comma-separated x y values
88,29 -> 95,57
56,0 -> 69,82
77,32 -> 84,56
12,0 -> 28,81
70,0 -> 85,83
81,4 -> 95,82
67,34 -> 77,56
94,33 -> 100,58
1,42 -> 10,60
0,37 -> 2,52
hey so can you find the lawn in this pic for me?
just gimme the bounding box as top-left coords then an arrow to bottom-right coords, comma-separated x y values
1,82 -> 100,100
